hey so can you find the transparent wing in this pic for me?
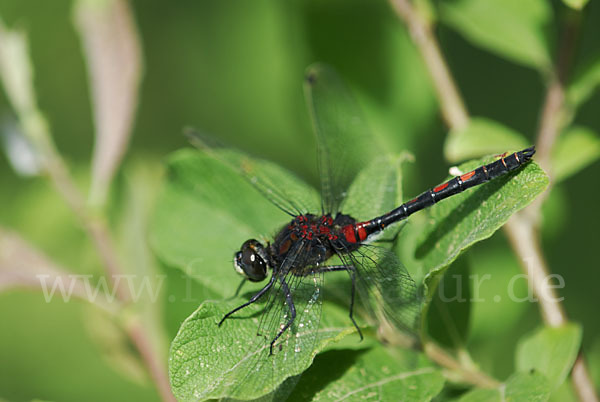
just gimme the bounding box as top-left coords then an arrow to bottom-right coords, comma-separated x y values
338,244 -> 422,339
187,130 -> 321,216
304,64 -> 381,215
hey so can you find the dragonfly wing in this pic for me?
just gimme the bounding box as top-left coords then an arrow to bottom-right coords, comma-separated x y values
338,244 -> 422,339
304,64 -> 381,215
186,130 -> 321,216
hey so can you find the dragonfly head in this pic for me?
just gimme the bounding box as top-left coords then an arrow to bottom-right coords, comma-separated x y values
234,239 -> 268,282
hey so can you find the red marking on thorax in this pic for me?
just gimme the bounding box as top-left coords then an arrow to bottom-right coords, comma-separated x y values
320,215 -> 333,225
279,239 -> 292,254
433,182 -> 449,193
460,170 -> 476,181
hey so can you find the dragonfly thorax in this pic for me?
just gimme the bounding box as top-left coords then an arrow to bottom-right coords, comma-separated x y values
268,213 -> 360,270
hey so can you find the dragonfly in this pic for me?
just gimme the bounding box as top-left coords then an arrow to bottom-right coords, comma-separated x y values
218,146 -> 535,354
213,66 -> 536,356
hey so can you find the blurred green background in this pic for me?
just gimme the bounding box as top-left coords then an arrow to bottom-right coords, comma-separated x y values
0,0 -> 598,401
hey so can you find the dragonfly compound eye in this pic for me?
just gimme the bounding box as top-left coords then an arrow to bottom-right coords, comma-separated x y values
234,239 -> 268,282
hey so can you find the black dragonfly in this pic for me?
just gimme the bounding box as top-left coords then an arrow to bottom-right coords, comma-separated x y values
212,66 -> 536,357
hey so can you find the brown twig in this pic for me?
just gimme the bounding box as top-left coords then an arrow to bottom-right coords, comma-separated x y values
127,319 -> 175,402
424,342 -> 500,389
0,22 -> 174,402
43,141 -> 175,402
389,0 -> 469,130
45,154 -> 131,302
390,1 -> 598,400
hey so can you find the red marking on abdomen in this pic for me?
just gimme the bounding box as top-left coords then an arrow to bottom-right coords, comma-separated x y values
342,225 -> 356,243
355,222 -> 369,242
433,182 -> 449,193
460,170 -> 476,181
343,222 -> 369,243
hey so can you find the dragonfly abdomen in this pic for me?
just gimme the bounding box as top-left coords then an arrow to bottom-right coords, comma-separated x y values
341,147 -> 536,244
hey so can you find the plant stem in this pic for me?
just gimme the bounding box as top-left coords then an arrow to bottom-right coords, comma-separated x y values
0,21 -> 173,401
46,153 -> 131,302
46,152 -> 175,402
43,147 -> 175,402
389,0 -> 469,130
126,319 -> 175,402
424,342 -> 499,388
390,1 -> 598,400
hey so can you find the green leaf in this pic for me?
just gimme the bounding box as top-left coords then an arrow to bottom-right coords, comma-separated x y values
504,371 -> 552,401
169,297 -> 354,401
551,126 -> 600,183
568,57 -> 600,108
562,0 -> 589,10
416,155 -> 549,297
292,346 -> 444,401
444,117 -> 530,163
440,0 -> 552,70
459,371 -> 551,401
516,324 -> 582,389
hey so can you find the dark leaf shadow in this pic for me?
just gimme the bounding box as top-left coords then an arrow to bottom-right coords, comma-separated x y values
287,348 -> 370,402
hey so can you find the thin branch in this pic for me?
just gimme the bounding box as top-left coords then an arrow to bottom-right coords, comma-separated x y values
45,155 -> 131,302
536,12 -> 579,173
424,342 -> 500,389
390,1 -> 597,400
0,227 -> 118,315
127,319 -> 175,402
37,137 -> 174,402
505,11 -> 598,402
0,23 -> 175,402
389,0 -> 469,130
504,217 -> 565,326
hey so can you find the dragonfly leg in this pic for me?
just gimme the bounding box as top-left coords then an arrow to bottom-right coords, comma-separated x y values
309,264 -> 363,340
218,274 -> 276,326
269,277 -> 296,355
347,267 -> 363,341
